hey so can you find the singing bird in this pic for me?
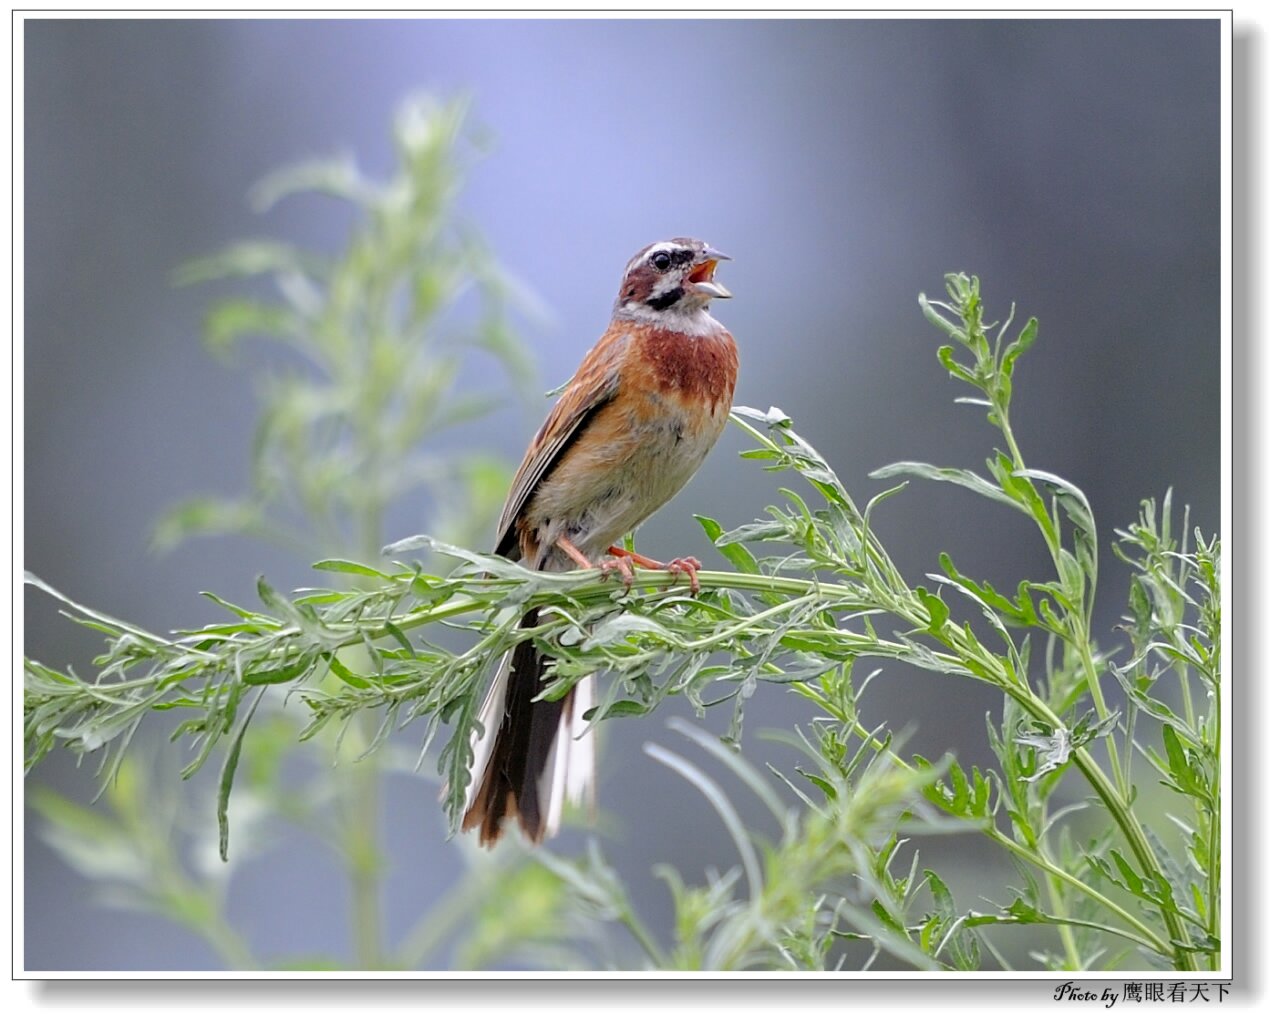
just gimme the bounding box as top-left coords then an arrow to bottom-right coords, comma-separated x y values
461,238 -> 738,845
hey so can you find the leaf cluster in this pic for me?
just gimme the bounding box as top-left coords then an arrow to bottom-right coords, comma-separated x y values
24,272 -> 1221,972
155,94 -> 535,560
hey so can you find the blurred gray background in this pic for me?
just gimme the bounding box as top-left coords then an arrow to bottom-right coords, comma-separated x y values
24,18 -> 1221,970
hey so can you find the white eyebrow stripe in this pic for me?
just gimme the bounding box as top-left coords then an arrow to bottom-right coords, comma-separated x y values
626,240 -> 680,274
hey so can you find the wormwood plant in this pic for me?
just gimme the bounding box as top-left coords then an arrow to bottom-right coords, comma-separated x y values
26,219 -> 1221,966
25,96 -> 578,970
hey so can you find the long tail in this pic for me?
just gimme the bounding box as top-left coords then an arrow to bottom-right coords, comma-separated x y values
460,607 -> 595,846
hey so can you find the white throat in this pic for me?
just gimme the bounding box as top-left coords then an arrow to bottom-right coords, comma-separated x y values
615,304 -> 724,338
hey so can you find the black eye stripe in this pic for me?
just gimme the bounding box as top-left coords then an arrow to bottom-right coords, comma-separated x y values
649,248 -> 693,271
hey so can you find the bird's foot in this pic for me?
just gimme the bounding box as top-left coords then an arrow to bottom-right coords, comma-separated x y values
663,556 -> 703,595
606,546 -> 703,594
556,536 -> 640,591
598,553 -> 636,590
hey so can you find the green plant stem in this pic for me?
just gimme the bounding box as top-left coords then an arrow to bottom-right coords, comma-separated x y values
1208,671 -> 1220,970
1055,730 -> 1195,970
994,410 -> 1027,475
346,752 -> 383,969
985,395 -> 1192,965
254,569 -> 880,664
1177,662 -> 1196,732
952,912 -> 1169,955
975,651 -> 1193,968
33,554 -> 1199,970
846,717 -> 1171,959
1033,791 -> 1082,969
1042,861 -> 1085,969
989,829 -> 1167,958
339,594 -> 385,971
1208,804 -> 1220,970
993,402 -> 1124,788
617,907 -> 667,969
396,860 -> 500,968
1068,620 -> 1125,782
346,500 -> 387,971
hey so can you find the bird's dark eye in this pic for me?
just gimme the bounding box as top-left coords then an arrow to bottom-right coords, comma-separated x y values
651,251 -> 672,271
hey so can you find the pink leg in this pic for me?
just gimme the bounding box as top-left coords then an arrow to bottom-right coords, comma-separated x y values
557,536 -> 635,589
606,545 -> 703,594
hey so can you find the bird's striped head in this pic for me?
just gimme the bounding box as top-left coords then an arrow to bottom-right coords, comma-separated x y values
614,238 -> 732,325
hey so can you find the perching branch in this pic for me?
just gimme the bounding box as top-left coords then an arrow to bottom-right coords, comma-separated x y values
24,274 -> 1221,972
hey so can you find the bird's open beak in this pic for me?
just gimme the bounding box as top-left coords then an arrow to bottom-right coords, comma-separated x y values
688,248 -> 732,299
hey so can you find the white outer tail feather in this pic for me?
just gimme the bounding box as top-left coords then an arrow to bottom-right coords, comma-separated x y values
462,657 -> 596,840
460,649 -> 511,815
538,674 -> 596,839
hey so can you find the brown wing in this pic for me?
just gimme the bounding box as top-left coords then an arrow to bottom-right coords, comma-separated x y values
495,324 -> 632,557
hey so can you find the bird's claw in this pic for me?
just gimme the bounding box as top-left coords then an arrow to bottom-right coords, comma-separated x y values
602,544 -> 702,594
599,554 -> 636,590
664,556 -> 702,594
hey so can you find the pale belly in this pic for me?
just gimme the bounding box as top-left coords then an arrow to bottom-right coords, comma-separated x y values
524,395 -> 727,566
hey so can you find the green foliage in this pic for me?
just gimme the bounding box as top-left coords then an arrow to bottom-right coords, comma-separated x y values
156,94 -> 535,559
29,757 -> 258,969
26,189 -> 1222,975
27,95 -> 569,972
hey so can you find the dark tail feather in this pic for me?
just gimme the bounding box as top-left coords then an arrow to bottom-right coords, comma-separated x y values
461,609 -> 594,846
